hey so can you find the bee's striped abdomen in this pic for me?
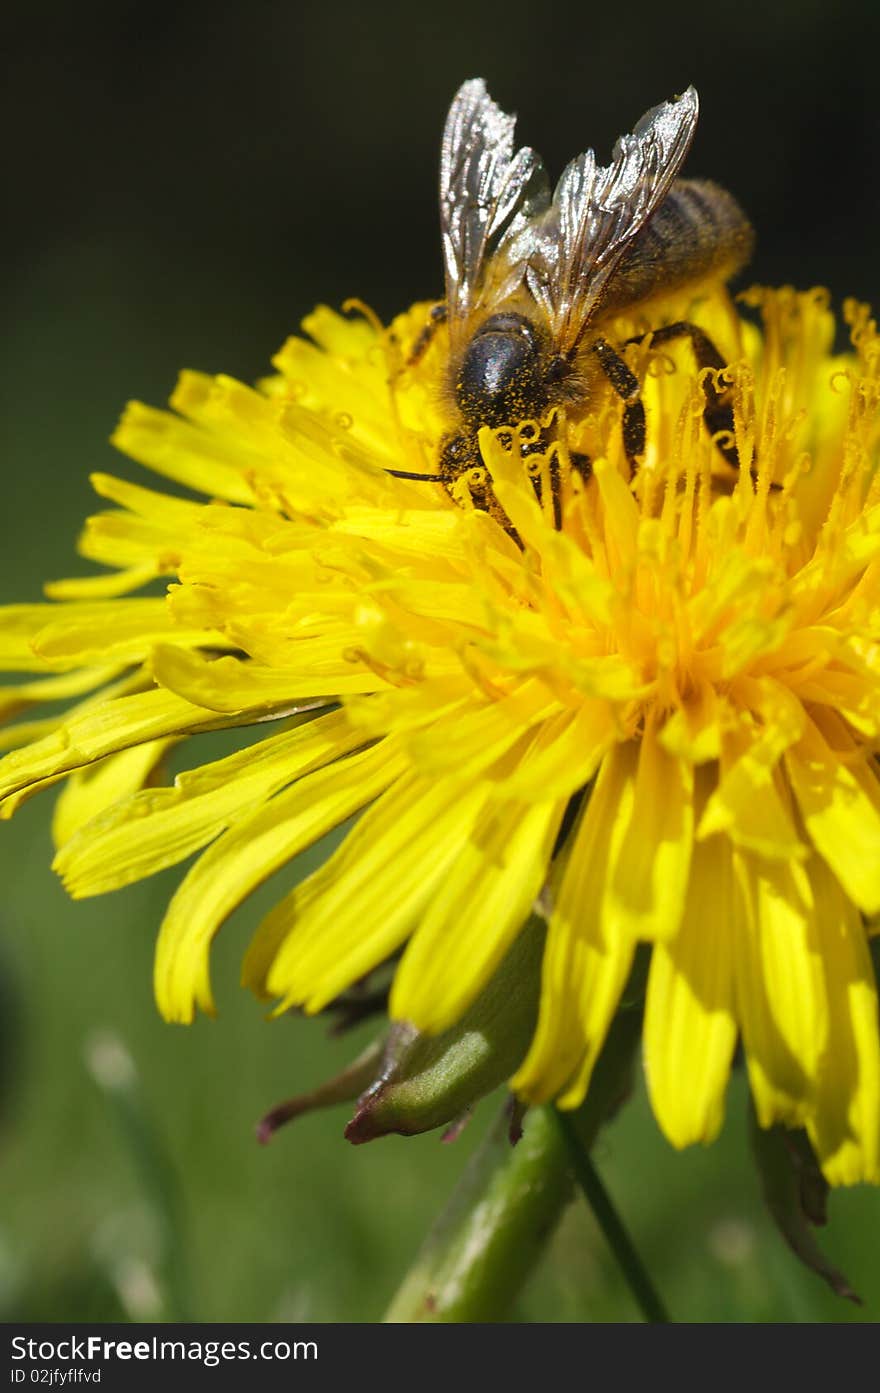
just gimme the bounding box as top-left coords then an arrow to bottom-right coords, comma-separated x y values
600,178 -> 754,316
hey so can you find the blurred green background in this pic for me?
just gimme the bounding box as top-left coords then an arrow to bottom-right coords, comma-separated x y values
2,0 -> 879,1323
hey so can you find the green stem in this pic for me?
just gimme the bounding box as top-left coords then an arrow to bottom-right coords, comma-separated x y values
554,1109 -> 671,1323
384,1008 -> 641,1322
384,1103 -> 571,1322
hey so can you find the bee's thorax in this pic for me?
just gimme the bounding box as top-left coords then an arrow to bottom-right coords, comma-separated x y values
455,312 -> 549,429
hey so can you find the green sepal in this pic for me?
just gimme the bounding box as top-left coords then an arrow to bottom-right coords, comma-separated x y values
748,1106 -> 861,1304
256,1039 -> 385,1143
345,913 -> 546,1144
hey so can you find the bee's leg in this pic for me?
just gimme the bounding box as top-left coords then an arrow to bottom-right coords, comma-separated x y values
569,452 -> 593,485
625,322 -> 743,473
621,399 -> 647,465
548,452 -> 562,530
547,447 -> 592,525
591,338 -> 646,475
405,303 -> 448,369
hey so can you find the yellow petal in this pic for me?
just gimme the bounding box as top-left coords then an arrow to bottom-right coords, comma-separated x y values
52,739 -> 178,847
0,687 -> 251,805
733,851 -> 825,1129
0,604 -> 152,675
512,743 -> 637,1105
535,526 -> 615,630
26,599 -> 223,670
604,724 -> 693,942
43,565 -> 160,601
806,858 -> 880,1185
111,398 -> 256,504
643,828 -> 737,1146
498,701 -> 614,801
698,703 -> 806,861
658,681 -> 722,763
53,709 -> 364,894
0,669 -> 153,809
390,795 -> 566,1031
89,471 -> 205,525
404,678 -> 559,781
262,774 -> 491,1014
157,738 -> 407,1022
151,642 -> 380,709
478,433 -> 547,550
786,714 -> 880,913
592,455 -> 641,572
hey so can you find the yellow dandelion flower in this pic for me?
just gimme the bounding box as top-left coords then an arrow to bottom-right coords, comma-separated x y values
2,282 -> 879,1187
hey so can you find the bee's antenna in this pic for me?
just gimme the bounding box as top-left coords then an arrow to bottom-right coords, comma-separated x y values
384,469 -> 443,482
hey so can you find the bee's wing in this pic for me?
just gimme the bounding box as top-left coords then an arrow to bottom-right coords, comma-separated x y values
441,79 -> 550,348
525,87 -> 700,355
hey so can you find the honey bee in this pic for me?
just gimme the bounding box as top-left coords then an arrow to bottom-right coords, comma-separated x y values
392,80 -> 754,527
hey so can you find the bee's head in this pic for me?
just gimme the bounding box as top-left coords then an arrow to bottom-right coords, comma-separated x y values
455,312 -> 548,429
